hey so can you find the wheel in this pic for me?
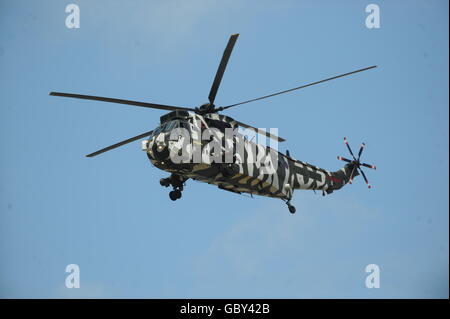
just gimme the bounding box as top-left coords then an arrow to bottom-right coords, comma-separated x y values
173,189 -> 182,199
288,205 -> 296,214
169,191 -> 178,201
169,190 -> 182,201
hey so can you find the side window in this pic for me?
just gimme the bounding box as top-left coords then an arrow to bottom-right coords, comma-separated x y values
180,121 -> 190,130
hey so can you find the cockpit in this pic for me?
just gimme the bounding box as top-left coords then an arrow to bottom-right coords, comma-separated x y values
150,119 -> 190,138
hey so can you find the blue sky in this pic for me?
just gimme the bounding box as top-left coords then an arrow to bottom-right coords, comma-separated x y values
0,0 -> 448,298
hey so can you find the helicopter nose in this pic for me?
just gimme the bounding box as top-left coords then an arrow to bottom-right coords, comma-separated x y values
152,141 -> 170,161
156,143 -> 165,152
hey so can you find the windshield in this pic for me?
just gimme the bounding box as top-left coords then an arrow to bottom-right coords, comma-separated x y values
151,120 -> 181,137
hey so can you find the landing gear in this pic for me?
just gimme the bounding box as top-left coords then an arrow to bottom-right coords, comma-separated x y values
285,200 -> 296,214
160,178 -> 170,187
161,174 -> 186,201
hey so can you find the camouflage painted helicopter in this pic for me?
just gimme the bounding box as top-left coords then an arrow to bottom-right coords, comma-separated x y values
50,34 -> 377,214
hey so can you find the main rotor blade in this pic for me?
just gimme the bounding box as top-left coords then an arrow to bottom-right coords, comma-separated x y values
235,120 -> 285,142
50,92 -> 195,112
86,130 -> 153,157
208,34 -> 239,105
221,65 -> 377,110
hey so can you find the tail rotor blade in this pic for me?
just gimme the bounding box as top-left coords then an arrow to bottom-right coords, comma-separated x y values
348,165 -> 357,184
344,137 -> 357,160
361,163 -> 377,170
337,156 -> 352,163
357,142 -> 365,160
358,168 -> 372,189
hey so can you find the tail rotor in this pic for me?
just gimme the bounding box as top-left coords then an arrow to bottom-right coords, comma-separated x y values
337,137 -> 377,188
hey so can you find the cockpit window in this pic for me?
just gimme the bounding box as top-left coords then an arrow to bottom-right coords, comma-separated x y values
180,121 -> 190,130
151,120 -> 182,137
164,120 -> 178,132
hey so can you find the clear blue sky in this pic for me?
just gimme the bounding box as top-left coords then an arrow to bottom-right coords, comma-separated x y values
0,0 -> 448,298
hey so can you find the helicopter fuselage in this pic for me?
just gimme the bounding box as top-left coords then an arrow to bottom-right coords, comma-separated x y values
142,111 -> 353,200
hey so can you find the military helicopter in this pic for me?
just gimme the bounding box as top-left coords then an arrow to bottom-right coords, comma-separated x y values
50,34 -> 377,214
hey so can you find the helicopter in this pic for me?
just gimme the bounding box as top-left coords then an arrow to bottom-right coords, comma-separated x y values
50,34 -> 377,214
